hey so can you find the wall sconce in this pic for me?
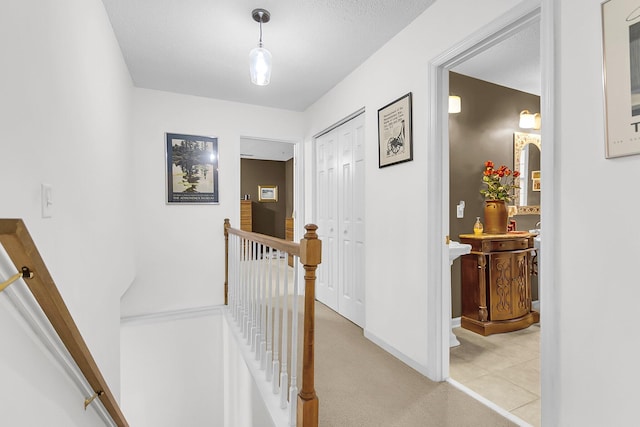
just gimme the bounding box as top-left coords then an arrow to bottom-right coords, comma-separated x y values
249,8 -> 272,86
519,110 -> 541,130
449,96 -> 461,114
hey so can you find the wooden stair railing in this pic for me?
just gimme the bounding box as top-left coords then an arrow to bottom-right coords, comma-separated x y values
0,219 -> 129,427
224,219 -> 320,427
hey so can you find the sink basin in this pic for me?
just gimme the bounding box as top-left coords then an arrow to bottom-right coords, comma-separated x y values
448,241 -> 472,265
448,240 -> 472,348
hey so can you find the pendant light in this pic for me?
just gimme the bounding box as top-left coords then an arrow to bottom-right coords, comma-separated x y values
249,8 -> 272,86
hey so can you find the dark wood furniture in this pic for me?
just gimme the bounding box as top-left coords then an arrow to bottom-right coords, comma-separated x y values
459,233 -> 540,336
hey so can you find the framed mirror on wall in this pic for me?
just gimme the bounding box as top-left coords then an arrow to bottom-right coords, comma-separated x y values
513,132 -> 541,215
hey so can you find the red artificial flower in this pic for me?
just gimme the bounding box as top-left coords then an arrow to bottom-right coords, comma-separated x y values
480,160 -> 520,202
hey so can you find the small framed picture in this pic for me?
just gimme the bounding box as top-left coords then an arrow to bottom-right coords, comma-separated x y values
166,133 -> 219,204
378,92 -> 413,168
532,179 -> 541,192
258,185 -> 278,202
531,170 -> 541,180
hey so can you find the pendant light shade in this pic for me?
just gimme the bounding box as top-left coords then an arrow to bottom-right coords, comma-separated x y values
250,8 -> 271,86
250,46 -> 272,86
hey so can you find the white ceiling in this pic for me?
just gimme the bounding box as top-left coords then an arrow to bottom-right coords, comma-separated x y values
101,0 -> 437,112
453,20 -> 541,96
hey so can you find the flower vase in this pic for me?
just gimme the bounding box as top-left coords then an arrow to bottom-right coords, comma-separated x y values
484,200 -> 508,234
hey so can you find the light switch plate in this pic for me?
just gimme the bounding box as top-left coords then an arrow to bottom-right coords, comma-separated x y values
41,184 -> 52,218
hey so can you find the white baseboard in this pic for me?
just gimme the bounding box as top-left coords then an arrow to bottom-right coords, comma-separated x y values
532,300 -> 540,312
363,329 -> 430,377
120,305 -> 223,325
451,317 -> 461,329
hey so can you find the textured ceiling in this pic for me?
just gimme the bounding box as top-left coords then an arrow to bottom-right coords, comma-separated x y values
101,0 -> 437,112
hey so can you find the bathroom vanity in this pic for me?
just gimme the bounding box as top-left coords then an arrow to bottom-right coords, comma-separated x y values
458,232 -> 539,336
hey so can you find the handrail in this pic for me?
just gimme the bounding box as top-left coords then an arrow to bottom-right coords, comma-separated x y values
224,219 -> 320,427
0,219 -> 129,427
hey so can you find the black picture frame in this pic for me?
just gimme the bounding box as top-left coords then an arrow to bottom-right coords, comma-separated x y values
165,132 -> 219,204
378,92 -> 413,168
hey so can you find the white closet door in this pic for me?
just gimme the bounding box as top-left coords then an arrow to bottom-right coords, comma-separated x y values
315,131 -> 339,311
315,113 -> 365,327
337,114 -> 365,327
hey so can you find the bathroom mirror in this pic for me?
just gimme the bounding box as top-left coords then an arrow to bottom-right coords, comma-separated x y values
513,132 -> 541,215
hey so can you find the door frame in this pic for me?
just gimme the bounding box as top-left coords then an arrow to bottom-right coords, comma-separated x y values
425,0 -> 555,389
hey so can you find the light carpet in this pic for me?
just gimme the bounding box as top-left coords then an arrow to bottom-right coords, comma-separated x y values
313,301 -> 518,427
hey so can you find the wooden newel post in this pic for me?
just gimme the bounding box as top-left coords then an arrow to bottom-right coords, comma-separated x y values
298,224 -> 321,427
224,218 -> 230,305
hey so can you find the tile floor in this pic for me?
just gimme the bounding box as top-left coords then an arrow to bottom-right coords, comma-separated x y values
450,324 -> 540,426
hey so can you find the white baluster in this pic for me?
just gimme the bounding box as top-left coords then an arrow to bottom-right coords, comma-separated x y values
265,247 -> 274,377
252,243 -> 261,354
228,236 -> 234,312
280,249 -> 290,408
272,250 -> 282,394
289,258 -> 300,426
232,236 -> 238,320
258,244 -> 266,364
243,238 -> 250,330
247,241 -> 256,346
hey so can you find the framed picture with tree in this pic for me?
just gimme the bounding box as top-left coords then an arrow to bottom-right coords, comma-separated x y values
165,133 -> 219,203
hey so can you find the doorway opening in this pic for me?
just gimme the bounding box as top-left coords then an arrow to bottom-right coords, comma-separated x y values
426,1 -> 553,425
240,137 -> 301,242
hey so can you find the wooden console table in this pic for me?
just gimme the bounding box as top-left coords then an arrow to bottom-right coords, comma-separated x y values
459,233 -> 540,336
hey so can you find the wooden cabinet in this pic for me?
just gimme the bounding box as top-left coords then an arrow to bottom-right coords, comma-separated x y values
240,200 -> 252,232
459,233 -> 540,336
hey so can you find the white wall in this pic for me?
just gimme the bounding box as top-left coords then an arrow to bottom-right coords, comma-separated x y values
122,89 -> 306,316
223,315 -> 278,427
550,0 -> 640,424
304,0 -> 520,370
120,310 -> 224,427
0,289 -> 109,426
0,0 -> 133,407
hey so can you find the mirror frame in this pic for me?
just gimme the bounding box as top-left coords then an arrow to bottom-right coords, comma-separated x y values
513,132 -> 541,215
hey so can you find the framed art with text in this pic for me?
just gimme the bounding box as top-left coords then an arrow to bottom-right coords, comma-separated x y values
166,132 -> 219,204
378,92 -> 413,167
602,0 -> 640,157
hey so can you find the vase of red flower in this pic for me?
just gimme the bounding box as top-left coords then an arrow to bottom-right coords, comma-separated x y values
484,200 -> 508,234
480,160 -> 520,234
